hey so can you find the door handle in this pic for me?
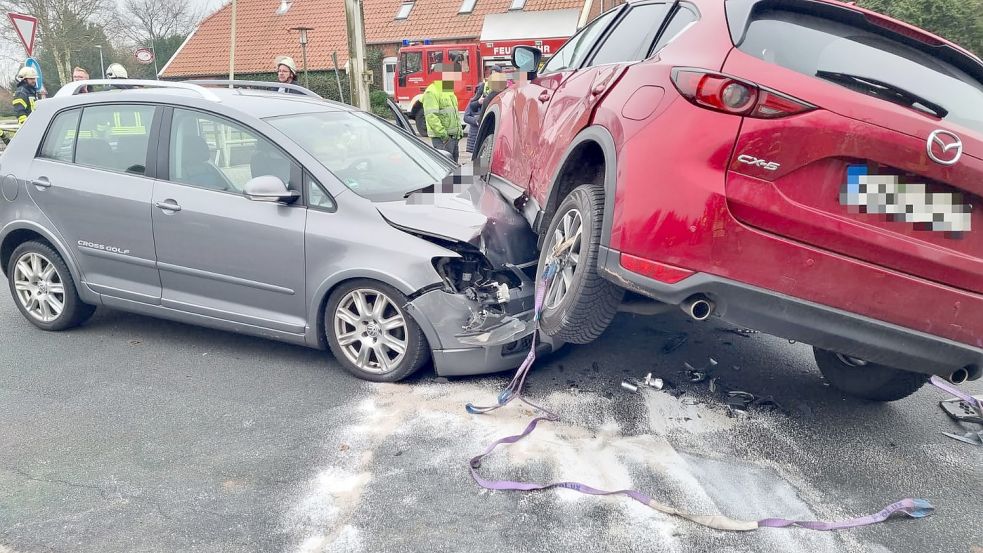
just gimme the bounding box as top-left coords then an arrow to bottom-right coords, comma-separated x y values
154,200 -> 181,212
31,177 -> 51,189
591,83 -> 607,96
538,91 -> 551,102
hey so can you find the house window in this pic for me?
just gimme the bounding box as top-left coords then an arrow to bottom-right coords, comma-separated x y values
508,0 -> 526,10
395,2 -> 413,19
383,57 -> 397,95
459,0 -> 477,13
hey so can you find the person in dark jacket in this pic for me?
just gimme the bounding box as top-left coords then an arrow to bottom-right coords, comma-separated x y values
464,64 -> 504,153
12,66 -> 40,126
274,56 -> 305,94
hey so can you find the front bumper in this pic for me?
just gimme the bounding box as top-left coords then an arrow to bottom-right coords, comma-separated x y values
406,286 -> 554,377
599,246 -> 983,379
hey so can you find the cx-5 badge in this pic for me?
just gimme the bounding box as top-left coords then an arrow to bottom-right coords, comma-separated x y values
737,154 -> 780,171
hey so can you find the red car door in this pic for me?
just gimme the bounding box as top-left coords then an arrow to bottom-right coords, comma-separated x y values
500,8 -> 623,194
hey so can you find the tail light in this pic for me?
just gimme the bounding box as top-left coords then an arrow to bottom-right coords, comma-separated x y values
671,68 -> 816,119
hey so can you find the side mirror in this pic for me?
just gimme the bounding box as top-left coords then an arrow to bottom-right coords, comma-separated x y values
511,46 -> 542,80
244,175 -> 300,203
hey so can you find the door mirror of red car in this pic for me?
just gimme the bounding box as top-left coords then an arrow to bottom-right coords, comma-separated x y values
512,46 -> 542,80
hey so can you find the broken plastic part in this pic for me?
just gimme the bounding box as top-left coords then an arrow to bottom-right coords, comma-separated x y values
941,430 -> 983,446
939,397 -> 983,424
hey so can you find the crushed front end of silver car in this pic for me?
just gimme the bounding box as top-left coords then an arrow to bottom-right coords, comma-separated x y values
376,175 -> 553,376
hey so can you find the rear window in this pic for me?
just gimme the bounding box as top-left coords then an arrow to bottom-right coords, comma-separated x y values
738,9 -> 983,135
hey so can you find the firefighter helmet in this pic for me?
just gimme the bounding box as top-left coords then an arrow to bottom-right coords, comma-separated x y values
106,63 -> 128,79
275,56 -> 297,75
16,66 -> 37,80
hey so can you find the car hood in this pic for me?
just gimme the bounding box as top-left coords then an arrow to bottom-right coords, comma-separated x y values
375,183 -> 539,268
375,193 -> 486,245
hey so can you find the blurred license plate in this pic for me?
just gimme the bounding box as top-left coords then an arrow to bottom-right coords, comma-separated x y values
840,165 -> 971,233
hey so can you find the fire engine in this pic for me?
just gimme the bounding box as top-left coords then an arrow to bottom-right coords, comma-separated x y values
394,37 -> 568,136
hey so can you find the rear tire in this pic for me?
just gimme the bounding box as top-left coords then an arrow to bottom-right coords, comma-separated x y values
324,279 -> 429,382
7,240 -> 96,331
813,347 -> 928,402
536,184 -> 623,344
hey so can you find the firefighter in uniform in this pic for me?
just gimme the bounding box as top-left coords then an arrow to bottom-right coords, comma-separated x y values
422,62 -> 463,162
12,66 -> 40,126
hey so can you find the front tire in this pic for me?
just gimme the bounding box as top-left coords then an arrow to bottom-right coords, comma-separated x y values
325,280 -> 429,382
7,240 -> 96,331
536,185 -> 623,345
813,347 -> 928,402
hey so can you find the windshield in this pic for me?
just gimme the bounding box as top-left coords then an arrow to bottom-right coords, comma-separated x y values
266,111 -> 453,202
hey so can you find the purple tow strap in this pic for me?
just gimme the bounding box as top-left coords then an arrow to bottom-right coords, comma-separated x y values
465,258 -> 936,532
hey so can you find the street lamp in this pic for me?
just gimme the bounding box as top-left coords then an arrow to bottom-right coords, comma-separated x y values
95,45 -> 105,79
291,26 -> 313,88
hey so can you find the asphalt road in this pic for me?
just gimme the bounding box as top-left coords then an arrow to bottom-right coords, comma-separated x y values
0,284 -> 981,553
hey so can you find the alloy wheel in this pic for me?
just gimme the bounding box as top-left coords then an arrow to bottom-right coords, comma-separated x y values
12,252 -> 66,323
544,207 -> 583,310
333,288 -> 408,374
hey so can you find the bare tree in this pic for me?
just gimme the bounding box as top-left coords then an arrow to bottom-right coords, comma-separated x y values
120,0 -> 205,46
0,0 -> 114,85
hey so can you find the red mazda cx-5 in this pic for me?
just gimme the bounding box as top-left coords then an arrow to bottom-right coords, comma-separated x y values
473,0 -> 983,401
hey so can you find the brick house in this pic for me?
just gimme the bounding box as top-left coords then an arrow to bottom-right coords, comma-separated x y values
161,0 -> 616,94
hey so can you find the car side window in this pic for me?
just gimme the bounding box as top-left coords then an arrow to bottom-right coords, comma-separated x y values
168,108 -> 300,195
650,5 -> 698,54
38,109 -> 81,162
589,3 -> 670,66
74,104 -> 155,175
542,10 -> 619,74
307,174 -> 336,211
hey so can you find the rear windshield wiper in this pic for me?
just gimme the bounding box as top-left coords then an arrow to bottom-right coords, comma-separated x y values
815,70 -> 949,119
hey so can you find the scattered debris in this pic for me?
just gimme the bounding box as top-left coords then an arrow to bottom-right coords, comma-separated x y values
621,381 -> 639,392
733,365 -> 741,372
661,333 -> 689,354
643,373 -> 664,390
681,397 -> 700,406
717,327 -> 758,338
788,339 -> 797,344
128,340 -> 141,345
339,443 -> 350,452
940,397 -> 983,425
709,377 -> 719,394
684,358 -> 718,383
941,430 -> 983,446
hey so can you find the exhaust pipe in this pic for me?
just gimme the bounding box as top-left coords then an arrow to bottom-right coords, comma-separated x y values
681,295 -> 714,321
948,367 -> 970,385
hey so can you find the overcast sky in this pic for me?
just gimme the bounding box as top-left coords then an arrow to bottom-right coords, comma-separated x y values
1,0 -> 227,83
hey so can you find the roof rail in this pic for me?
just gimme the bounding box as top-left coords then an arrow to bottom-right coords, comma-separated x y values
54,79 -> 222,102
185,80 -> 324,99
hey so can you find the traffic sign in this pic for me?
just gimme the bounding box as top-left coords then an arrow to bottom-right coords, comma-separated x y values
7,13 -> 37,57
25,57 -> 42,93
135,48 -> 154,64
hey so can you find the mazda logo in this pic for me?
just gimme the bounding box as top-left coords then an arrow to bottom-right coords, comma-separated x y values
926,129 -> 963,166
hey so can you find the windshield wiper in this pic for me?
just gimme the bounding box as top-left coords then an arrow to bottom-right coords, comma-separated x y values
815,70 -> 949,119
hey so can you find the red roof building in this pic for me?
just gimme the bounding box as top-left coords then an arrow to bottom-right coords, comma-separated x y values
160,0 -> 614,79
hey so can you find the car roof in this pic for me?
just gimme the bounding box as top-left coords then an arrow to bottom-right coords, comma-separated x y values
45,85 -> 357,119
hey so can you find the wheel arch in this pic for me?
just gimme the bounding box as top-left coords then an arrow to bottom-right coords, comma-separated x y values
538,126 -> 619,250
307,269 -> 432,350
1,222 -> 84,287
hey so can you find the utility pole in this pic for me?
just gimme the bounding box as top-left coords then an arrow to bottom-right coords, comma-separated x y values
229,0 -> 237,82
344,0 -> 370,110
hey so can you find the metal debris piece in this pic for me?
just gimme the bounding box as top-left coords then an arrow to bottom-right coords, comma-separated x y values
726,390 -> 755,411
662,333 -> 689,354
689,371 -> 706,383
709,358 -> 718,368
939,397 -> 983,425
643,373 -> 664,390
717,327 -> 758,338
788,339 -> 797,344
621,381 -> 639,392
941,431 -> 983,446
709,377 -> 719,393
